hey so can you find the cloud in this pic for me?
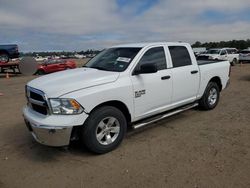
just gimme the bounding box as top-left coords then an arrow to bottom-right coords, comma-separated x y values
0,0 -> 250,51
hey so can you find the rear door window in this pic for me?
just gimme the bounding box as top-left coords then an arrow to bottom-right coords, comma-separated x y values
169,46 -> 192,68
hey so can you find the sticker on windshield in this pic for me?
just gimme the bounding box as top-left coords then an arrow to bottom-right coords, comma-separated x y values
117,57 -> 131,63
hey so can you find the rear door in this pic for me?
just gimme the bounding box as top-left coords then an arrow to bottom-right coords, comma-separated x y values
168,45 -> 199,105
131,46 -> 173,119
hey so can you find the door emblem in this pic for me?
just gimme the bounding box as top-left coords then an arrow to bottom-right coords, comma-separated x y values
135,90 -> 146,98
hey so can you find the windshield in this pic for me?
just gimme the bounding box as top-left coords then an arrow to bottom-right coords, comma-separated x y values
206,49 -> 220,54
84,47 -> 141,72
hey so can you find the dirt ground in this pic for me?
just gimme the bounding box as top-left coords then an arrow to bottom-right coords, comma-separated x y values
0,62 -> 250,188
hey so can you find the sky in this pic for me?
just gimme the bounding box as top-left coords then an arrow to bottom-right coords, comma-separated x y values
0,0 -> 250,52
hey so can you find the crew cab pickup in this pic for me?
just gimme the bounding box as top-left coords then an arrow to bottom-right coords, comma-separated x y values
23,42 -> 230,154
198,48 -> 239,66
0,44 -> 19,63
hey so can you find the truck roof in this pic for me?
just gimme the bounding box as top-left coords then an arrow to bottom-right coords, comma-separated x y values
112,42 -> 189,48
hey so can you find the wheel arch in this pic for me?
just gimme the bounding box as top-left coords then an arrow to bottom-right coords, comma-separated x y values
89,100 -> 131,125
208,76 -> 222,91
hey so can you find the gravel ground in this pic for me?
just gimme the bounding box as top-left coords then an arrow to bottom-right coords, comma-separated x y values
0,63 -> 249,188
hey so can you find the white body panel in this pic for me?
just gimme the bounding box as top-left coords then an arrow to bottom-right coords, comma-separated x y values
28,68 -> 120,97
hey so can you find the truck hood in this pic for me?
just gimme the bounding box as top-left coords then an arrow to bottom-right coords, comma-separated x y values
27,68 -> 120,97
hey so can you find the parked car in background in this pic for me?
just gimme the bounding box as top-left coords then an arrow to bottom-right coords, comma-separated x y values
74,54 -> 86,59
239,49 -> 250,62
193,47 -> 207,57
198,48 -> 239,66
0,44 -> 19,63
34,55 -> 48,62
36,59 -> 76,75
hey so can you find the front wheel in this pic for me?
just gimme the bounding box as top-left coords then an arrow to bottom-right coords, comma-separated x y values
82,106 -> 127,154
199,82 -> 220,110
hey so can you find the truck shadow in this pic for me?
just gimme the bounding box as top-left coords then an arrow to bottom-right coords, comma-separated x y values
4,111 -> 197,162
126,112 -> 188,138
1,122 -> 93,164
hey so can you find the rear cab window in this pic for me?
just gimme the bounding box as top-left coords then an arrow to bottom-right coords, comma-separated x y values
168,46 -> 192,68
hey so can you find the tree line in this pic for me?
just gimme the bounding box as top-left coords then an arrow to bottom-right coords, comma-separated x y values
20,49 -> 102,57
20,39 -> 250,56
192,39 -> 250,50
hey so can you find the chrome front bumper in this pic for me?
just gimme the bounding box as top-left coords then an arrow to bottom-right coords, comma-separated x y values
24,119 -> 73,146
23,106 -> 88,147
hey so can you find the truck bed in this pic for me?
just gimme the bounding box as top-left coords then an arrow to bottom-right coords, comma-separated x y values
197,60 -> 225,66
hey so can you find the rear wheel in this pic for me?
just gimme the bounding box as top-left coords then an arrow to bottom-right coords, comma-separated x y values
199,82 -> 220,110
82,106 -> 127,154
0,52 -> 9,63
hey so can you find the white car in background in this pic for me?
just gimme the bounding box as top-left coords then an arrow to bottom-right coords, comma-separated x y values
198,48 -> 239,66
74,54 -> 86,59
35,56 -> 48,62
239,49 -> 250,62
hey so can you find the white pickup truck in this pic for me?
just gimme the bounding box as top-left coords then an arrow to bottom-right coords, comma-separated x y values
23,42 -> 230,153
198,48 -> 239,66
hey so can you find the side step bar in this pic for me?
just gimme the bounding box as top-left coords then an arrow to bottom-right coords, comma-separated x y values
132,103 -> 199,129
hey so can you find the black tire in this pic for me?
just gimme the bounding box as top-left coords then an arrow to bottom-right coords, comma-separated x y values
199,82 -> 220,110
82,106 -> 127,154
37,69 -> 45,75
231,58 -> 237,66
0,52 -> 9,63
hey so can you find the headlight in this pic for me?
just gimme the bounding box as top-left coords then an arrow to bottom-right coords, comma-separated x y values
49,98 -> 84,115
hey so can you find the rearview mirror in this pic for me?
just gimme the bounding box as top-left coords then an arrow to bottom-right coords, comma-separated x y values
134,63 -> 158,75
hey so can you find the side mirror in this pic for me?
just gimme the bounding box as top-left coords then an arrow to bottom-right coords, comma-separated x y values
134,63 -> 158,75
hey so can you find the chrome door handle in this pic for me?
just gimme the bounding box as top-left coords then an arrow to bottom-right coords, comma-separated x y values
161,75 -> 171,80
191,70 -> 198,74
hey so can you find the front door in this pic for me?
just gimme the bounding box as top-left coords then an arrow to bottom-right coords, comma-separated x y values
131,46 -> 173,120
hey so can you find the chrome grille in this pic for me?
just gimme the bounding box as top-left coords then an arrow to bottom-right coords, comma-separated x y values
26,86 -> 49,115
